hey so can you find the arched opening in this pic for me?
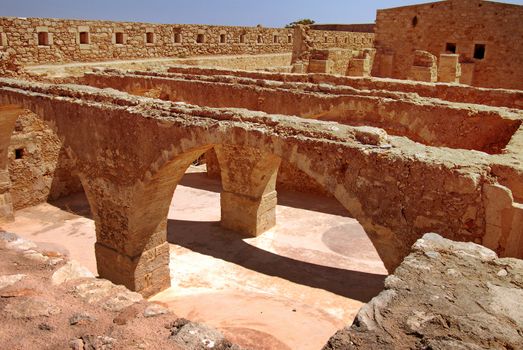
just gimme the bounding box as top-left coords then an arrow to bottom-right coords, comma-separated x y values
146,143 -> 387,349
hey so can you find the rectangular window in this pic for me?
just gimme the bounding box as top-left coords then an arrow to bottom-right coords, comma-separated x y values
240,34 -> 246,44
257,35 -> 262,44
15,148 -> 24,160
38,32 -> 49,46
146,32 -> 154,44
474,44 -> 486,59
220,34 -> 226,43
273,35 -> 278,43
196,34 -> 205,43
115,32 -> 124,44
324,36 -> 328,43
287,35 -> 292,44
174,33 -> 181,44
79,31 -> 89,44
446,42 -> 457,54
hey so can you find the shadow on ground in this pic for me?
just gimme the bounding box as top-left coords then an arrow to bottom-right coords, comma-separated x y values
167,219 -> 385,302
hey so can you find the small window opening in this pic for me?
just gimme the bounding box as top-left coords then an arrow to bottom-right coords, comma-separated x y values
220,34 -> 226,43
324,36 -> 328,43
287,34 -> 292,44
38,32 -> 49,46
345,37 -> 349,44
273,35 -> 278,43
257,35 -> 262,44
79,31 -> 89,44
174,33 -> 181,44
196,34 -> 205,43
412,16 -> 418,27
473,44 -> 485,59
146,32 -> 154,44
15,148 -> 24,160
445,42 -> 456,53
115,32 -> 124,44
240,34 -> 246,43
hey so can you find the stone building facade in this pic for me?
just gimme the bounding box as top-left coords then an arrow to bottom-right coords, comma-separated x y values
0,17 -> 374,67
373,0 -> 523,89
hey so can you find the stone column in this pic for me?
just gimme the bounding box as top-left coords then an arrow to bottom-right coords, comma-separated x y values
438,54 -> 461,83
215,145 -> 281,237
0,105 -> 25,223
85,148 -> 208,297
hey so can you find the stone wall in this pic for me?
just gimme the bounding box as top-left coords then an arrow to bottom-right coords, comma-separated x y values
0,17 -> 294,65
373,0 -> 523,89
8,111 -> 82,210
163,65 -> 523,109
310,24 -> 375,33
308,29 -> 374,50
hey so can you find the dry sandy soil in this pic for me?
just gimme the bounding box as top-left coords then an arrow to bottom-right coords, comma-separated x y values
3,166 -> 387,350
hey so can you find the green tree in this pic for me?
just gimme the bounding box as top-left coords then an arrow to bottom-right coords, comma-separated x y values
285,19 -> 315,28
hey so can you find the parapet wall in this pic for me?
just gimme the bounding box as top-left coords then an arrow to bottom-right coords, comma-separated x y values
307,29 -> 374,50
0,17 -> 295,65
0,17 -> 375,68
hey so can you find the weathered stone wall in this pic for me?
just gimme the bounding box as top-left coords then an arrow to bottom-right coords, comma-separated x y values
373,0 -> 523,89
165,65 -> 523,109
84,70 -> 522,154
310,24 -> 375,33
8,111 -> 82,210
308,29 -> 374,50
0,17 -> 294,65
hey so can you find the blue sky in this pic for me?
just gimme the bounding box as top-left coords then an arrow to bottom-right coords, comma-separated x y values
2,0 -> 523,27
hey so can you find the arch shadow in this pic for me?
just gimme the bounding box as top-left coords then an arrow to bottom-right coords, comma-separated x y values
167,218 -> 386,302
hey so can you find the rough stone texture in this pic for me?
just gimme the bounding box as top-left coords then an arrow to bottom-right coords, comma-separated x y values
165,65 -> 523,109
323,233 -> 523,349
0,230 -> 243,349
51,260 -> 95,285
0,77 -> 522,296
168,318 -> 243,350
0,17 -> 293,65
0,273 -> 25,289
8,110 -> 85,210
85,69 -> 522,153
408,50 -> 437,82
373,0 -> 523,89
4,297 -> 61,318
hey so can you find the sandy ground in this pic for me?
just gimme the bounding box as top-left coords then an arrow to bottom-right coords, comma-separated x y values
4,166 -> 387,350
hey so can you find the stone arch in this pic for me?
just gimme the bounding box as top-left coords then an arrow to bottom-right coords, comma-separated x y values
140,131 -> 403,282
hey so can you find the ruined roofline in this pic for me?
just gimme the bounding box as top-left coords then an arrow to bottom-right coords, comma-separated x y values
87,69 -> 523,120
0,16 -> 291,30
377,0 -> 523,13
0,77 -> 390,147
0,77 -> 498,172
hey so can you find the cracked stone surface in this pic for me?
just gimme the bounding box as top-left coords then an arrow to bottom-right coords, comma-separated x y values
323,233 -> 523,349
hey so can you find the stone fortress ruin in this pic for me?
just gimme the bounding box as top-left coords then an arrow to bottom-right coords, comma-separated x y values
0,0 -> 522,349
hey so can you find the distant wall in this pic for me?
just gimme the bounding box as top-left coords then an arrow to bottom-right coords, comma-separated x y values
373,0 -> 523,89
0,17 -> 295,65
308,29 -> 374,50
310,24 -> 375,33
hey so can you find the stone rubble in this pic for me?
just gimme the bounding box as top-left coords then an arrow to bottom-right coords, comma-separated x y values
323,233 -> 523,349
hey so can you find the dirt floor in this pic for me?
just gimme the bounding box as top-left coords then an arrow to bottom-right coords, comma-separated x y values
3,166 -> 387,350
